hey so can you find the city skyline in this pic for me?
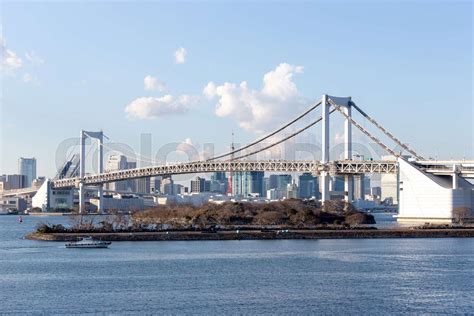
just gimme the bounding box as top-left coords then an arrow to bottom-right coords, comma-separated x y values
1,1 -> 473,178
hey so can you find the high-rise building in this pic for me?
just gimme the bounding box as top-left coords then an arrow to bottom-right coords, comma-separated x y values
299,173 -> 319,199
191,176 -> 211,193
286,180 -> 299,199
330,176 -> 345,192
161,177 -> 174,195
105,155 -> 133,191
18,157 -> 36,187
210,172 -> 227,193
6,174 -> 27,190
151,176 -> 162,193
136,178 -> 151,193
268,174 -> 292,190
233,171 -> 264,197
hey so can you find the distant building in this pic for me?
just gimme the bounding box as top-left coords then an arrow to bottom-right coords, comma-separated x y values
210,172 -> 227,193
233,171 -> 264,197
6,174 -> 27,190
160,177 -> 174,195
371,186 -> 382,198
105,155 -> 129,191
268,174 -> 292,190
18,157 -> 36,187
151,176 -> 162,193
136,178 -> 151,194
299,173 -> 319,199
191,176 -> 211,193
286,181 -> 299,199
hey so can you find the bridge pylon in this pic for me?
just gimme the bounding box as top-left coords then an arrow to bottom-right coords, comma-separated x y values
321,94 -> 353,204
79,130 -> 104,213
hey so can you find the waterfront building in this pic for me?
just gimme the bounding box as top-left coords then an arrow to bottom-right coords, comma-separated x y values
0,197 -> 27,213
32,179 -> 74,212
18,157 -> 36,187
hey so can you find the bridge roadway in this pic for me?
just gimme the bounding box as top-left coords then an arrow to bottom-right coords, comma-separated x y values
52,160 -> 398,188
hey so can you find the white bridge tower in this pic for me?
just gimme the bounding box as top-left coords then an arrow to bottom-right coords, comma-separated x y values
79,130 -> 104,213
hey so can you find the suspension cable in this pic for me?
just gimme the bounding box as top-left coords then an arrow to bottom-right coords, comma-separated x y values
327,98 -> 400,158
233,108 -> 336,160
350,102 -> 424,160
207,100 -> 322,161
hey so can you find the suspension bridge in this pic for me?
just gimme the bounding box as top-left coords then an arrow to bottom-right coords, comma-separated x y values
2,94 -> 473,223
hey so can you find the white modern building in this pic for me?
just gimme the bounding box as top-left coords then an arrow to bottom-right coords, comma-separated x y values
32,179 -> 74,212
397,158 -> 474,223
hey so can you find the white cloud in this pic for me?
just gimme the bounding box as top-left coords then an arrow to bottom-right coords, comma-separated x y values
25,51 -> 44,66
204,63 -> 306,133
125,94 -> 198,119
1,37 -> 22,73
22,73 -> 33,83
174,47 -> 187,64
144,75 -> 166,91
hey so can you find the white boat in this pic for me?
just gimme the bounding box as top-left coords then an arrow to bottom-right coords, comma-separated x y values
65,237 -> 111,249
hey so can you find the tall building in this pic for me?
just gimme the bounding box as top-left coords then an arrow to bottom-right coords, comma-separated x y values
191,176 -> 211,193
210,172 -> 227,193
105,155 -> 132,191
136,178 -> 151,193
151,176 -> 162,193
268,174 -> 292,190
353,175 -> 366,200
233,171 -> 264,197
299,173 -> 319,199
161,177 -> 174,195
18,157 -> 36,187
6,174 -> 27,190
286,180 -> 299,199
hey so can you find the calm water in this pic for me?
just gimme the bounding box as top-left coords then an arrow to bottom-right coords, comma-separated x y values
0,215 -> 473,315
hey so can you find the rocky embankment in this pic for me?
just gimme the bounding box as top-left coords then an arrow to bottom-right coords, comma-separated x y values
26,228 -> 474,241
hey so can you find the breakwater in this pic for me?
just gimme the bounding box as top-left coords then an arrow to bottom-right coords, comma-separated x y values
26,228 -> 474,241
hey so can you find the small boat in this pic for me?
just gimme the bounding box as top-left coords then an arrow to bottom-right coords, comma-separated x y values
65,237 -> 111,249
18,216 -> 23,223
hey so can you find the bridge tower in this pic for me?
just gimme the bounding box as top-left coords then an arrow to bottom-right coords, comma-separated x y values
321,94 -> 353,203
79,130 -> 104,213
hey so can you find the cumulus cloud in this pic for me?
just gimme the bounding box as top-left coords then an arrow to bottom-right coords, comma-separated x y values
125,95 -> 198,119
174,47 -> 187,64
203,63 -> 307,134
144,75 -> 166,91
1,37 -> 22,73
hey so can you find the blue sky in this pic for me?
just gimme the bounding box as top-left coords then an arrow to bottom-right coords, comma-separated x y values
1,1 -> 472,177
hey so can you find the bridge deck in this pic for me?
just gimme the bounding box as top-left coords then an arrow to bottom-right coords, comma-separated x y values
52,160 -> 398,188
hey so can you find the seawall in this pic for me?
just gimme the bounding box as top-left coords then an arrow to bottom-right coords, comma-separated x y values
26,228 -> 474,241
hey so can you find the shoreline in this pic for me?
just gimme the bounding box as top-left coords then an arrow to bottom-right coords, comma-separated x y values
26,228 -> 474,241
